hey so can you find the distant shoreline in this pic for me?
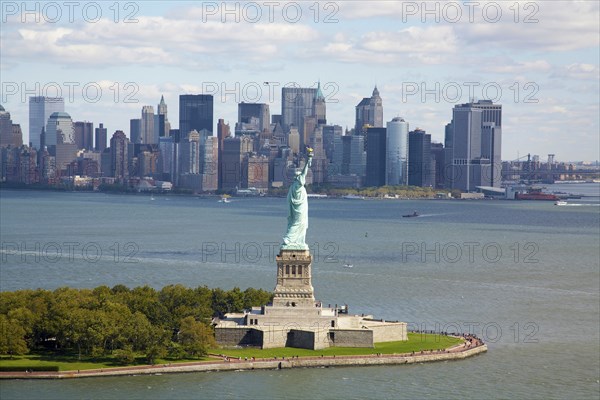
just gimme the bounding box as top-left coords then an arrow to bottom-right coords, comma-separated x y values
0,343 -> 487,380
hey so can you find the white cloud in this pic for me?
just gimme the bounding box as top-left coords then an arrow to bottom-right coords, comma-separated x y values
3,16 -> 319,68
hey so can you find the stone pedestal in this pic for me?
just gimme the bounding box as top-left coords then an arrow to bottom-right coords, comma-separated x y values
272,249 -> 315,307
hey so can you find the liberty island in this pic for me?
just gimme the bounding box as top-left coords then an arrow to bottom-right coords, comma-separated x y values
213,151 -> 449,351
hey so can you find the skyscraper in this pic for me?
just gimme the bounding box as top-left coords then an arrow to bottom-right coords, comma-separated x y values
200,136 -> 218,191
130,119 -> 141,144
0,105 -> 23,148
141,105 -> 156,144
449,103 -> 487,191
45,112 -> 74,146
355,86 -> 383,133
217,118 -> 230,190
313,82 -> 326,125
386,117 -> 409,186
179,130 -> 201,182
281,86 -> 317,139
29,96 -> 64,149
221,135 -> 254,191
157,95 -> 170,138
331,133 -> 365,187
74,121 -> 93,150
110,130 -> 129,182
408,128 -> 432,187
95,123 -> 107,152
365,127 -> 386,187
179,95 -> 214,140
238,102 -> 270,133
322,124 -> 343,162
430,142 -> 445,189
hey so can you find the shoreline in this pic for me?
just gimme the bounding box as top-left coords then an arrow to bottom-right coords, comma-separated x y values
0,343 -> 487,380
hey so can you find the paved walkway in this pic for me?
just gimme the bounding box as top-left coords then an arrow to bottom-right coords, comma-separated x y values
0,338 -> 487,379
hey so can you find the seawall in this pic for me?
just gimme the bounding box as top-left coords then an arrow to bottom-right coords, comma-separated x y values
0,344 -> 487,379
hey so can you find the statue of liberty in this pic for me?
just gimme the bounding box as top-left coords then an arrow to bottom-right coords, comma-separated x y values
282,148 -> 313,250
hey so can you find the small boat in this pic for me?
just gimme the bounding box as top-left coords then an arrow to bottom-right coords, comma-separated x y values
150,195 -> 155,201
555,200 -> 568,206
402,211 -> 419,218
343,263 -> 353,269
218,197 -> 231,203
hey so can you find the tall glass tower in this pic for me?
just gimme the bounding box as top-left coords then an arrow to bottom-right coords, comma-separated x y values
29,96 -> 64,149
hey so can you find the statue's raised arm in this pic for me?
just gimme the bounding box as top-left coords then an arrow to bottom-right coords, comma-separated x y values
282,149 -> 313,250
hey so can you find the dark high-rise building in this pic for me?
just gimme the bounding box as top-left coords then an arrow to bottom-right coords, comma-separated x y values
110,130 -> 129,182
221,135 -> 254,191
74,121 -> 93,150
238,103 -> 270,133
430,142 -> 445,189
365,127 -> 386,187
179,94 -> 214,140
271,114 -> 282,125
322,124 -> 343,162
446,100 -> 501,191
217,118 -> 231,189
449,103 -> 488,191
355,86 -> 383,134
408,129 -> 432,187
95,123 -> 107,152
130,119 -> 141,144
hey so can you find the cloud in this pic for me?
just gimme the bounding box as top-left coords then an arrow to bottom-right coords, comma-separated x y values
319,25 -> 458,65
2,16 -> 319,68
551,63 -> 600,81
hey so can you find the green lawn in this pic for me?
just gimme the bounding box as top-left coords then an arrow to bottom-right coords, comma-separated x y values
212,333 -> 463,359
0,334 -> 463,372
0,352 -> 211,372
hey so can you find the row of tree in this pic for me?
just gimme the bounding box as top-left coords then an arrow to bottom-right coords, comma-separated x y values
0,285 -> 272,363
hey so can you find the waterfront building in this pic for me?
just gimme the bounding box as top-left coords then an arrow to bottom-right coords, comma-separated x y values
110,130 -> 129,182
385,117 -> 409,186
408,128 -> 433,187
365,127 -> 386,187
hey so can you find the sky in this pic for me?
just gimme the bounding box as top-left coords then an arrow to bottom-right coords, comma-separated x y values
1,0 -> 599,162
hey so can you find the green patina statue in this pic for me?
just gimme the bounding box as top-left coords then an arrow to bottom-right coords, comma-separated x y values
282,149 -> 313,250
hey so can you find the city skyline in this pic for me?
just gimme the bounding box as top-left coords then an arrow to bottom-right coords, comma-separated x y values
1,1 -> 598,162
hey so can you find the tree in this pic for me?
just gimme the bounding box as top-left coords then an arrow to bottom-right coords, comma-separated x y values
113,345 -> 135,365
178,316 -> 215,358
0,315 -> 28,358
